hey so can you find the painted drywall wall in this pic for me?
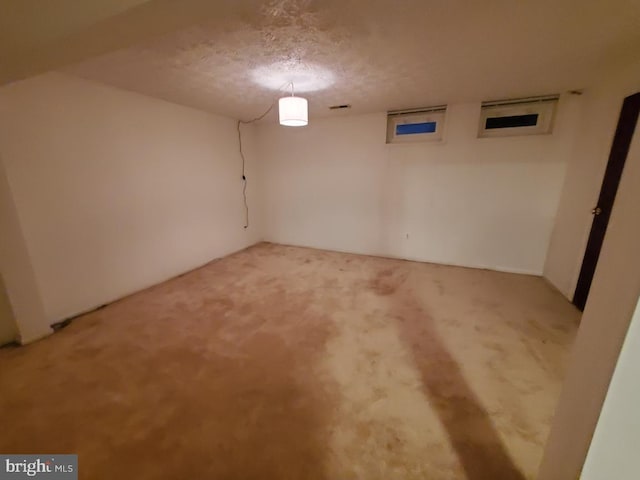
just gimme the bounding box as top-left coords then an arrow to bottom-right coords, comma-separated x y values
0,157 -> 50,343
544,59 -> 640,299
259,98 -> 580,275
0,72 -> 260,325
0,274 -> 18,345
581,294 -> 640,479
537,117 -> 640,480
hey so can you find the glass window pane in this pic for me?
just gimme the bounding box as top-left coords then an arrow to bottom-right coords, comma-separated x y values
485,114 -> 538,129
396,122 -> 437,135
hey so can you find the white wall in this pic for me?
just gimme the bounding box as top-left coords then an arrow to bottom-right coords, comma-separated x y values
538,117 -> 640,480
581,294 -> 640,479
0,156 -> 50,343
0,72 -> 261,327
544,58 -> 640,298
260,98 -> 580,275
0,274 -> 18,345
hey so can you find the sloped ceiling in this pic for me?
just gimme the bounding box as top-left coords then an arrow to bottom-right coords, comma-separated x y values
5,0 -> 640,121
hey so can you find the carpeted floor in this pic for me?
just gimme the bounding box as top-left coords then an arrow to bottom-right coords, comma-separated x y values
0,243 -> 579,479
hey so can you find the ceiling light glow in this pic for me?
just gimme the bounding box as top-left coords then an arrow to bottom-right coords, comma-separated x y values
251,61 -> 335,93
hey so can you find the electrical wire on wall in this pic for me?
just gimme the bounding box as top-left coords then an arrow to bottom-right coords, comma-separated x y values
237,106 -> 273,229
236,82 -> 294,229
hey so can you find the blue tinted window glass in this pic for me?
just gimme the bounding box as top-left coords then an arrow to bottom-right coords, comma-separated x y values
396,122 -> 437,135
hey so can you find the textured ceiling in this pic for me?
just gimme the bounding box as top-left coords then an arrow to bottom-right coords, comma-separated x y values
63,0 -> 640,122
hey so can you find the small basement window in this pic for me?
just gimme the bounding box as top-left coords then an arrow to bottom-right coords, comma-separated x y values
396,121 -> 437,135
387,106 -> 446,144
478,95 -> 558,138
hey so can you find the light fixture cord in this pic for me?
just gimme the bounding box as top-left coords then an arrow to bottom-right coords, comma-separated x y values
236,81 -> 295,229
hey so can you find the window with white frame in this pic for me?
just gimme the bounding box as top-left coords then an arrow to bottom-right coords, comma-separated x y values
386,106 -> 447,144
478,95 -> 559,138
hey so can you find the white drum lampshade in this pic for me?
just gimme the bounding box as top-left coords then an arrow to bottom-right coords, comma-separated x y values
279,96 -> 308,126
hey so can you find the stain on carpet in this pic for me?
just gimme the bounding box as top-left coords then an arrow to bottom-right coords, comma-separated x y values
0,243 -> 579,479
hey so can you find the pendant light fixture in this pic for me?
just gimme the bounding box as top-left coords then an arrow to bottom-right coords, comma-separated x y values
279,83 -> 308,127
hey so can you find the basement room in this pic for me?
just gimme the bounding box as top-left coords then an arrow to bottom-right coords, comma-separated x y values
1,1 -> 639,479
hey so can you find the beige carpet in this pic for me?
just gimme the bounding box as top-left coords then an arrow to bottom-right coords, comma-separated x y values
0,243 -> 579,479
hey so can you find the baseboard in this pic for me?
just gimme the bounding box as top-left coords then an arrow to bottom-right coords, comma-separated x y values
262,240 -> 542,277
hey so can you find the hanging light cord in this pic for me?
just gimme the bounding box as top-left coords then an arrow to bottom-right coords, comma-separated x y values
236,81 -> 294,229
237,105 -> 273,230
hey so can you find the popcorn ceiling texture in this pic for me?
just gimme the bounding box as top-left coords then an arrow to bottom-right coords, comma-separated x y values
63,0 -> 640,121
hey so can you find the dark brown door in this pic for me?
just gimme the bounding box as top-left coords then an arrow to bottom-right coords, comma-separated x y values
573,92 -> 640,311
